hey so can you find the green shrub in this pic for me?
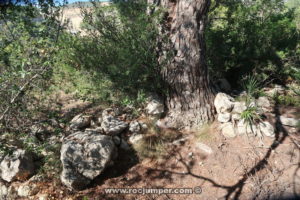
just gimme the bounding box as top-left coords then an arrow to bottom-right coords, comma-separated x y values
273,93 -> 300,107
0,2 -> 63,133
206,0 -> 300,85
60,0 -> 164,105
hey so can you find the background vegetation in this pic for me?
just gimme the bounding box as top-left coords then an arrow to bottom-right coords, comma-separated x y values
206,0 -> 300,86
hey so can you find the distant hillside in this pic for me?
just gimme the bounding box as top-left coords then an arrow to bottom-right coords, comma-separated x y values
65,1 -> 94,8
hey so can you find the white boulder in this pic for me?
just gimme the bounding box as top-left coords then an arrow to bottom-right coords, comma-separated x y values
214,93 -> 235,114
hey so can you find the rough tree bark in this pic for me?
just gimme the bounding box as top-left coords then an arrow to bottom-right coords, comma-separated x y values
149,0 -> 215,129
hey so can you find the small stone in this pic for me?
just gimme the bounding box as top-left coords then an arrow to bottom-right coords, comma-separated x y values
98,117 -> 103,124
259,121 -> 275,137
37,193 -> 48,200
0,149 -> 35,182
141,123 -> 148,130
0,183 -> 8,199
129,134 -> 144,144
70,114 -> 91,130
195,142 -> 213,154
102,108 -> 115,118
17,184 -> 38,197
280,116 -> 300,127
145,95 -> 164,115
101,115 -> 128,135
129,121 -> 141,133
221,123 -> 237,138
172,138 -> 188,146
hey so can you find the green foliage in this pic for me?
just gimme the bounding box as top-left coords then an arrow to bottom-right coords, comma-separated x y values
241,75 -> 262,101
51,61 -> 115,102
207,0 -> 300,85
60,0 -> 163,104
272,93 -> 300,107
0,2 -> 63,132
241,104 -> 262,126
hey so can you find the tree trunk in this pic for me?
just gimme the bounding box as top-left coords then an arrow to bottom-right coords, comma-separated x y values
150,0 -> 215,129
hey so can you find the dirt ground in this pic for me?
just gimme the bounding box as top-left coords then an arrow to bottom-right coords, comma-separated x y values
32,122 -> 300,199
11,92 -> 300,200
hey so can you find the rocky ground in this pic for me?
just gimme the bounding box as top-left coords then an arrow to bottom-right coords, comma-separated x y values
0,83 -> 299,200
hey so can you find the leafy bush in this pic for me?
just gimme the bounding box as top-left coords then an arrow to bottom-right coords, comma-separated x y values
60,0 -> 163,105
272,93 -> 300,107
0,3 -> 62,132
206,0 -> 300,86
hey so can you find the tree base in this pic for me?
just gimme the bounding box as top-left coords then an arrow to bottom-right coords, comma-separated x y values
157,105 -> 215,130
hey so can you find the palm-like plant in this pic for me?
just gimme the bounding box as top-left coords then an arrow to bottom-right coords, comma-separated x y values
242,75 -> 261,103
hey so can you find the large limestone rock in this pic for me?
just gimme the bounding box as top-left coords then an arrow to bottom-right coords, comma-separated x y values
70,114 -> 91,130
60,131 -> 116,190
0,149 -> 35,182
214,93 -> 235,114
232,101 -> 247,114
256,96 -> 271,112
217,113 -> 231,123
101,115 -> 128,135
145,95 -> 164,115
280,116 -> 300,127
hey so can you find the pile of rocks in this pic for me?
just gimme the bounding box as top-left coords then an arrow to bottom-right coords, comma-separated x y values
60,104 -> 154,190
214,93 -> 274,138
214,92 -> 299,138
0,95 -> 163,195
